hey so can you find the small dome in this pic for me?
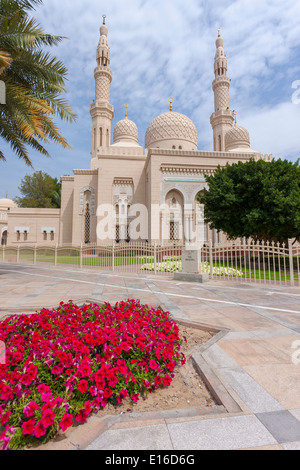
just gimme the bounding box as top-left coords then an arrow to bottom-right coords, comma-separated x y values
113,118 -> 139,145
225,125 -> 251,152
145,112 -> 198,150
0,198 -> 18,209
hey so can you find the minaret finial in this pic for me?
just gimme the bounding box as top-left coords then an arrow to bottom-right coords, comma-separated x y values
168,97 -> 174,112
218,27 -> 221,38
124,104 -> 128,120
102,14 -> 106,25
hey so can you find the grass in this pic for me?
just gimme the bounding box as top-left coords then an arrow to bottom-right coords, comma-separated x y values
210,260 -> 299,282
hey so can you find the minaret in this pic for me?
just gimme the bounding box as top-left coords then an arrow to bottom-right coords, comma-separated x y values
90,15 -> 114,160
210,29 -> 235,151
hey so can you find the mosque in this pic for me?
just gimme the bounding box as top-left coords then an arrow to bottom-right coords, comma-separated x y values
0,18 -> 272,247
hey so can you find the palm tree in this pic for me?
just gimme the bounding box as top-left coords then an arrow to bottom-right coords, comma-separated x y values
0,0 -> 77,167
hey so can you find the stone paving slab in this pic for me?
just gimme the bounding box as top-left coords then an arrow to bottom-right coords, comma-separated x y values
217,367 -> 284,413
85,424 -> 174,451
256,411 -> 300,444
167,414 -> 278,450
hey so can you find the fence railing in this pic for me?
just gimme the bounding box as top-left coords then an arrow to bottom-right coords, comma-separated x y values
1,240 -> 299,285
201,239 -> 300,286
0,242 -> 184,277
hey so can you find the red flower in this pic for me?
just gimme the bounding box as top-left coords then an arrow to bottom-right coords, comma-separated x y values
22,419 -> 36,436
34,419 -> 47,438
1,411 -> 11,425
59,413 -> 73,432
42,409 -> 55,428
77,380 -> 88,394
131,393 -> 140,403
162,375 -> 172,387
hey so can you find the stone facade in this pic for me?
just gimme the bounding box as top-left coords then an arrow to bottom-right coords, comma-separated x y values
2,20 -> 273,247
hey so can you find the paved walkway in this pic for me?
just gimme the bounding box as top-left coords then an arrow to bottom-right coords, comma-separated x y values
1,262 -> 300,450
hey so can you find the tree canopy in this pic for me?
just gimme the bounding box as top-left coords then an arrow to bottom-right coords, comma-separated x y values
15,170 -> 61,208
0,0 -> 77,167
198,158 -> 300,244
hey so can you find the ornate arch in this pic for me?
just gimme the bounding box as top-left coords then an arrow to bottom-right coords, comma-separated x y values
79,186 -> 96,215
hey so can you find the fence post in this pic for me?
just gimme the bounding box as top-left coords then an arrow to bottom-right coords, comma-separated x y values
80,244 -> 83,269
34,245 -> 37,265
154,242 -> 157,275
54,244 -> 58,267
209,241 -> 213,279
17,245 -> 20,263
288,239 -> 295,287
112,242 -> 115,272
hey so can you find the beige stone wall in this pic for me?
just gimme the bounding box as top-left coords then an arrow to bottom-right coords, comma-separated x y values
6,208 -> 60,245
60,176 -> 74,245
71,170 -> 99,245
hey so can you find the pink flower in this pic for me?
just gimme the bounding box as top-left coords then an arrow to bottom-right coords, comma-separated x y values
131,393 -> 140,403
59,413 -> 73,432
149,360 -> 158,370
23,401 -> 39,418
37,384 -> 52,394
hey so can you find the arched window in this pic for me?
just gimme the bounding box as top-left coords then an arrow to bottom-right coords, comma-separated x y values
218,135 -> 222,151
24,231 -> 28,241
100,128 -> 103,147
43,231 -> 47,241
106,129 -> 109,146
50,231 -> 54,241
16,231 -> 20,242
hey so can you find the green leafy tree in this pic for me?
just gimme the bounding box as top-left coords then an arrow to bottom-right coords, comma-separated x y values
15,170 -> 61,208
198,158 -> 300,245
0,0 -> 77,166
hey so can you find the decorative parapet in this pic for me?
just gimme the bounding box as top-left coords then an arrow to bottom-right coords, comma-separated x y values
97,146 -> 144,157
73,169 -> 98,175
113,177 -> 134,186
61,176 -> 74,182
161,164 -> 216,176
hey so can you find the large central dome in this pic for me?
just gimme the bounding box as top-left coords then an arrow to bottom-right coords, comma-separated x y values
145,112 -> 198,150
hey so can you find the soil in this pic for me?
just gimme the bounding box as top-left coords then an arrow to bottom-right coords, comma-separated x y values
96,325 -> 217,417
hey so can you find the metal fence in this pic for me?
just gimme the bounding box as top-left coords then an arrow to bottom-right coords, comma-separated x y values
0,242 -> 184,277
1,239 -> 299,286
201,239 -> 300,286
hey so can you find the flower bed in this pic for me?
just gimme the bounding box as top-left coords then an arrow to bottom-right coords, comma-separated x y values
0,300 -> 185,450
141,260 -> 244,277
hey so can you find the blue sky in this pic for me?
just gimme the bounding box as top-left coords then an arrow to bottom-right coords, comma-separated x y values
1,0 -> 300,199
